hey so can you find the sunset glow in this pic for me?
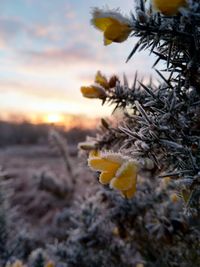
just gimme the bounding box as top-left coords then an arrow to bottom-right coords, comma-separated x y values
44,113 -> 64,124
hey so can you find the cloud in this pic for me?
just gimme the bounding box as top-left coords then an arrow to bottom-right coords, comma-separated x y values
21,46 -> 95,66
0,79 -> 71,101
0,16 -> 24,47
0,15 -> 68,49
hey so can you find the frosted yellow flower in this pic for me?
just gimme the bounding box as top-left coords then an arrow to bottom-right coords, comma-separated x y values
89,153 -> 123,183
88,152 -> 138,199
111,161 -> 138,199
91,8 -> 133,45
80,85 -> 106,99
152,0 -> 187,15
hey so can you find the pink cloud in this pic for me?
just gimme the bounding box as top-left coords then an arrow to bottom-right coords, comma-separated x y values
19,46 -> 97,69
0,80 -> 70,101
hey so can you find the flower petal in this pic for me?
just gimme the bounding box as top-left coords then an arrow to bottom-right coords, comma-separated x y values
91,17 -> 115,31
80,85 -> 106,99
95,71 -> 109,89
111,174 -> 132,191
121,182 -> 137,199
104,37 -> 113,46
88,157 -> 121,172
108,75 -> 119,88
99,171 -> 115,184
104,22 -> 131,43
89,150 -> 100,158
116,161 -> 138,179
110,161 -> 138,191
152,0 -> 187,15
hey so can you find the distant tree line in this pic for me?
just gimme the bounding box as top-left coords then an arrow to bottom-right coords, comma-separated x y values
0,121 -> 95,146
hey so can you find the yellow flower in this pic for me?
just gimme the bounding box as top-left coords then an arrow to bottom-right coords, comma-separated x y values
95,71 -> 110,89
45,261 -> 55,267
111,161 -> 138,199
80,85 -> 106,99
95,71 -> 119,90
112,226 -> 120,236
152,0 -> 187,15
80,71 -> 119,100
160,176 -> 171,189
170,193 -> 179,203
88,152 -> 138,199
91,8 -> 133,45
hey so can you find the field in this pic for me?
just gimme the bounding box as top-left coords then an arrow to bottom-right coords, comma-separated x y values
0,143 -> 93,241
0,122 -> 104,266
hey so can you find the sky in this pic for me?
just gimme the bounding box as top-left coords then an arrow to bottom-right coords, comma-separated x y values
0,0 -> 155,123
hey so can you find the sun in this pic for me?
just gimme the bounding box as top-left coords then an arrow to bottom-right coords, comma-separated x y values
45,113 -> 63,124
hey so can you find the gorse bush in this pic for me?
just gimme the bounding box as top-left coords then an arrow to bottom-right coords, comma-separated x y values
78,0 -> 200,265
81,0 -> 200,216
